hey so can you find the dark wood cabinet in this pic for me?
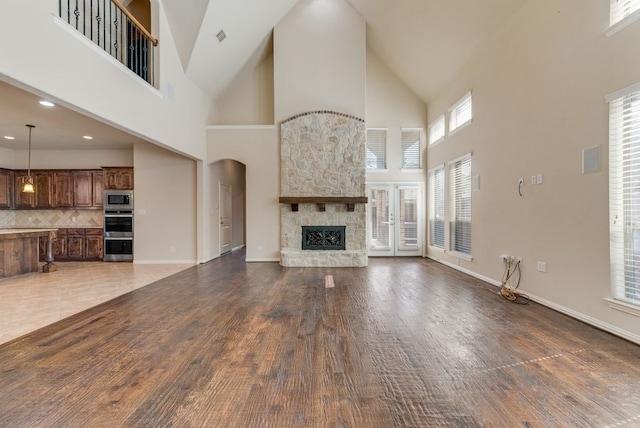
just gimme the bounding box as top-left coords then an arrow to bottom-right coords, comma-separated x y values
52,171 -> 74,208
14,171 -> 35,209
66,229 -> 85,260
103,167 -> 134,190
40,228 -> 103,262
34,172 -> 53,209
73,171 -> 93,208
85,229 -> 104,260
0,169 -> 13,209
93,171 -> 103,207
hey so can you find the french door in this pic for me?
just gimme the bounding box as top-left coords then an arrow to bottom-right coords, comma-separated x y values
367,183 -> 423,257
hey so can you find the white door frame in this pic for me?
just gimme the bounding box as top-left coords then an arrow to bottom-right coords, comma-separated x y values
367,182 -> 424,257
219,182 -> 232,255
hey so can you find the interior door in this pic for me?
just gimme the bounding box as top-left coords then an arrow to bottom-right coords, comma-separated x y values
368,183 -> 423,257
219,183 -> 232,255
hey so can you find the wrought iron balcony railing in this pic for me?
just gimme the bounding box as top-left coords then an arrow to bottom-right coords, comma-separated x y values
59,0 -> 158,87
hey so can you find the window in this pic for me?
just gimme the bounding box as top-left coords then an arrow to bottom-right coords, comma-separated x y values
449,154 -> 472,256
609,83 -> 640,306
448,91 -> 473,134
428,165 -> 445,249
429,114 -> 445,145
610,0 -> 640,27
366,129 -> 387,170
401,128 -> 422,169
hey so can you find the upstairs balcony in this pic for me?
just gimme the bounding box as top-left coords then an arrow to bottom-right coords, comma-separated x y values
59,0 -> 158,87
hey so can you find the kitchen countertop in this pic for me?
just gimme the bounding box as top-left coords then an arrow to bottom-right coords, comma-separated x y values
0,228 -> 58,239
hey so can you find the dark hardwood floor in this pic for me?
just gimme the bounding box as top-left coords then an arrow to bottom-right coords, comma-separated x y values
1,251 -> 639,427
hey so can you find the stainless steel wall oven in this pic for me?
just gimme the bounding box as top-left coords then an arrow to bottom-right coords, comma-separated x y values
104,191 -> 134,261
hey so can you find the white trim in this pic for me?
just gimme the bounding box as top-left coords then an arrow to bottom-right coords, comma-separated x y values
447,119 -> 472,137
449,250 -> 473,262
523,293 -> 640,346
428,257 -> 640,346
428,163 -> 446,174
232,245 -> 245,252
605,81 -> 640,103
206,125 -> 277,130
246,258 -> 280,263
199,255 -> 219,264
134,260 -> 197,265
605,298 -> 640,317
400,168 -> 424,173
429,137 -> 445,147
447,152 -> 473,165
427,255 -> 501,286
427,246 -> 446,254
605,8 -> 640,37
53,15 -> 162,98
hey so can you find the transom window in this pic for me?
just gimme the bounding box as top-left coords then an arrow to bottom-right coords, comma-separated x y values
429,114 -> 445,145
448,92 -> 473,134
610,0 -> 640,26
366,128 -> 387,170
401,128 -> 422,169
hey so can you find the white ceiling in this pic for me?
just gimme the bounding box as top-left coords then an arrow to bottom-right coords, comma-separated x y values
0,0 -> 528,151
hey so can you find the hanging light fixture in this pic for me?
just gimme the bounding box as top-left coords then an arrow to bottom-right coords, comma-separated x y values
22,124 -> 35,193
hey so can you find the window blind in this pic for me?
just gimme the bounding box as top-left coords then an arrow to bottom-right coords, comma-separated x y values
429,114 -> 445,145
401,128 -> 422,169
428,165 -> 445,248
366,129 -> 387,170
610,0 -> 640,26
449,154 -> 472,255
449,92 -> 473,134
609,86 -> 640,305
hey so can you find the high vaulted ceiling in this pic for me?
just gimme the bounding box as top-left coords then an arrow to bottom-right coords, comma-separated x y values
170,0 -> 528,103
0,0 -> 528,151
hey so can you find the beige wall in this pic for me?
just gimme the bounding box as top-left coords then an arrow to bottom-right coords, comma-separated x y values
207,127 -> 279,261
365,49 -> 428,183
213,43 -> 275,125
274,0 -> 366,121
133,141 -> 197,263
426,0 -> 640,341
7,149 -> 132,170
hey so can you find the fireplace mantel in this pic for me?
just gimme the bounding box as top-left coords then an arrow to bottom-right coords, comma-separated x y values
279,196 -> 367,212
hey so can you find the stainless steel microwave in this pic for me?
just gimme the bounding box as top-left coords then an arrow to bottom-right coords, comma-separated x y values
104,190 -> 133,210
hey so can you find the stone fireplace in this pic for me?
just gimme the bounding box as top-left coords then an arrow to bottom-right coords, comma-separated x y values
280,111 -> 367,267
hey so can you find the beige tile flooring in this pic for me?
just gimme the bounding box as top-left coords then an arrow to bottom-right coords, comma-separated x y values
0,262 -> 193,345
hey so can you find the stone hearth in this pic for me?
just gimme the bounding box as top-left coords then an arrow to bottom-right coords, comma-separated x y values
280,111 -> 367,267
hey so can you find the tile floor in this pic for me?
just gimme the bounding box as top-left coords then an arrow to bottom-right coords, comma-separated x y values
0,262 -> 193,345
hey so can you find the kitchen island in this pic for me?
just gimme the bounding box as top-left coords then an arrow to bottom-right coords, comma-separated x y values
0,229 -> 57,278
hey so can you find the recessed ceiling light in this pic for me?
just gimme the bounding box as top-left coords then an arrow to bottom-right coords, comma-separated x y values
83,135 -> 93,140
39,100 -> 55,107
3,136 -> 15,140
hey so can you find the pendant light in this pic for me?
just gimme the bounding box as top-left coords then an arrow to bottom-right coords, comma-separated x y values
22,124 -> 35,193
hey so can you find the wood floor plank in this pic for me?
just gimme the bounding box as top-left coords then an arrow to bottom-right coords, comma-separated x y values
0,251 -> 639,427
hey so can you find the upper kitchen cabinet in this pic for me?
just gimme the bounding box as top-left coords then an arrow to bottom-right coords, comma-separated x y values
103,167 -> 134,190
74,170 -> 103,209
34,172 -> 53,209
0,169 -> 14,209
52,171 -> 74,208
13,170 -> 35,209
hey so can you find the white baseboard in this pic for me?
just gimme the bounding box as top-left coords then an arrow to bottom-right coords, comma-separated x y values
426,256 -> 640,346
199,255 -> 219,264
232,245 -> 245,252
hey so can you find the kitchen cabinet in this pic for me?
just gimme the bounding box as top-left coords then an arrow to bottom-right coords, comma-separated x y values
103,167 -> 133,190
0,169 -> 13,209
85,229 -> 104,260
93,171 -> 103,207
40,228 -> 103,261
52,171 -> 74,208
66,228 -> 85,260
73,171 -> 93,207
34,172 -> 53,209
13,171 -> 34,209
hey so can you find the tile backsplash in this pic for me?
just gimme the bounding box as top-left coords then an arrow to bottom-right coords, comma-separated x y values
2,210 -> 103,229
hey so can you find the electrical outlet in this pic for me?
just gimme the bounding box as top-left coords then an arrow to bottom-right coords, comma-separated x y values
536,174 -> 543,184
537,261 -> 547,273
531,176 -> 536,185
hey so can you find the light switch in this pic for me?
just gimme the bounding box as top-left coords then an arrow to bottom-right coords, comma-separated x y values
536,174 -> 543,184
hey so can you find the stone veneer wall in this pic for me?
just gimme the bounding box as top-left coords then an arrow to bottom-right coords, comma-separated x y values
280,112 -> 367,267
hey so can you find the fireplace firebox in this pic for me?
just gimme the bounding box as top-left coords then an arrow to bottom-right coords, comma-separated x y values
302,226 -> 346,250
